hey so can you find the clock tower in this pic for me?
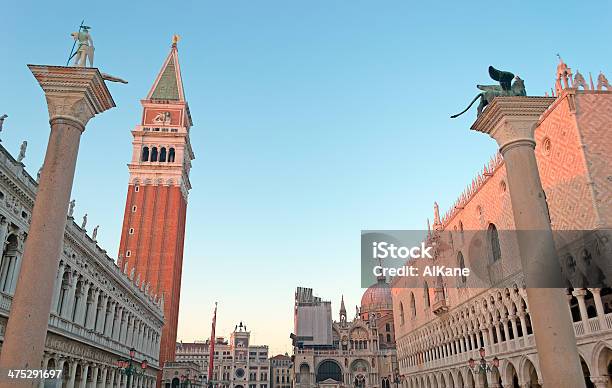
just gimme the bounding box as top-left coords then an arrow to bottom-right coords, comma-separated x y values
118,39 -> 194,372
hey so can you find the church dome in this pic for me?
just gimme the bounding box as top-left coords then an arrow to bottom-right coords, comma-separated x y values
360,277 -> 393,314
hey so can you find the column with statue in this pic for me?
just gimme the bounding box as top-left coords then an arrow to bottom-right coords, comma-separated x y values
451,66 -> 586,387
0,23 -> 126,387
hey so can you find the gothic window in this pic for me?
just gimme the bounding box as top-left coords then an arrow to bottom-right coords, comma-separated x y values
129,228 -> 134,235
151,147 -> 158,162
423,281 -> 430,308
168,148 -> 176,162
159,147 -> 167,162
385,323 -> 391,332
457,252 -> 466,284
399,302 -> 405,325
141,147 -> 149,162
410,292 -> 416,318
386,334 -> 391,342
134,186 -> 139,192
488,223 -> 502,262
459,221 -> 464,244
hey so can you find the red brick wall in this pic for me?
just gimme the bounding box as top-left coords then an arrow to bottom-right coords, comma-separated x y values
118,183 -> 187,367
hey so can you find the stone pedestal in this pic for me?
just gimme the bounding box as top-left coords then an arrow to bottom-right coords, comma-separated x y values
0,66 -> 114,387
471,97 -> 585,388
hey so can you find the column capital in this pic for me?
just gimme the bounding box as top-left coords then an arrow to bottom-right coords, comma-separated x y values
28,65 -> 115,129
471,97 -> 555,153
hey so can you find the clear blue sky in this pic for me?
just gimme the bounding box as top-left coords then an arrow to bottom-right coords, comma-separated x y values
0,0 -> 610,355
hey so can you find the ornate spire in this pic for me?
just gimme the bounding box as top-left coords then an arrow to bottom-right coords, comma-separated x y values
340,295 -> 346,322
146,39 -> 186,101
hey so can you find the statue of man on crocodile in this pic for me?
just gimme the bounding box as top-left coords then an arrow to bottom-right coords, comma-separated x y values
451,66 -> 526,118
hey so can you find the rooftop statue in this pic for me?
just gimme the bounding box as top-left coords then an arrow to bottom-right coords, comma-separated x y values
451,66 -> 526,118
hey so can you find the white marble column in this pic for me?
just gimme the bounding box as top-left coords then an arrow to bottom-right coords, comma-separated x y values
51,263 -> 66,315
95,294 -> 109,333
90,365 -> 99,388
61,272 -> 78,319
67,361 -> 78,388
471,96 -> 586,388
86,288 -> 100,329
79,364 -> 90,388
98,367 -> 108,388
573,289 -> 590,331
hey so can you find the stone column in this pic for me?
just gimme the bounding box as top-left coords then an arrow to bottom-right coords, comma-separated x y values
471,96 -> 585,387
0,66 -> 114,386
90,365 -> 99,388
86,288 -> 100,329
76,281 -> 91,325
51,261 -> 66,314
573,289 -> 590,330
99,367 -> 108,388
55,358 -> 66,388
80,364 -> 90,388
67,361 -> 78,388
509,315 -> 519,342
109,369 -> 116,388
518,312 -> 527,337
61,271 -> 78,319
96,294 -> 109,333
39,355 -> 50,388
104,301 -> 116,337
590,288 -> 606,327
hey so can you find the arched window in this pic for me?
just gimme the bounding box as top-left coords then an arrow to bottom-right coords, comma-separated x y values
410,292 -> 416,318
159,147 -> 167,162
423,281 -> 430,307
168,148 -> 176,162
399,302 -> 405,325
488,223 -> 502,262
316,360 -> 342,382
459,221 -> 464,243
141,147 -> 149,162
457,252 -> 466,283
150,147 -> 158,162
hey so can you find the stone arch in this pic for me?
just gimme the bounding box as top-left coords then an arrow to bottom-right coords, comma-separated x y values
591,341 -> 612,378
168,147 -> 176,162
453,369 -> 464,388
159,147 -> 167,162
502,359 -> 520,388
519,357 -> 541,388
316,359 -> 342,383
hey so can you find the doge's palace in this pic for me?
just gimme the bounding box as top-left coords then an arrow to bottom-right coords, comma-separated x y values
392,60 -> 612,388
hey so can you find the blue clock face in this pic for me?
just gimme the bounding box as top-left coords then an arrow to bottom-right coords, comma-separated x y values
235,368 -> 245,378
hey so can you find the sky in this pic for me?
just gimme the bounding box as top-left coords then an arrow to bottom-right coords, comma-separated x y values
0,0 -> 610,355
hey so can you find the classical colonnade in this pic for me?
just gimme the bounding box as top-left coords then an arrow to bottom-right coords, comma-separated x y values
50,259 -> 161,361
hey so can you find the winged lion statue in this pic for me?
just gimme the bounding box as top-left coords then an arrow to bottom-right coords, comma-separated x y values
451,66 -> 526,118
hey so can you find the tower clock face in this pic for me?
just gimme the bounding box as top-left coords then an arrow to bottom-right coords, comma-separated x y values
235,368 -> 245,378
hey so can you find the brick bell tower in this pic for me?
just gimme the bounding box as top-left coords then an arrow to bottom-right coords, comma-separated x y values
118,37 -> 194,371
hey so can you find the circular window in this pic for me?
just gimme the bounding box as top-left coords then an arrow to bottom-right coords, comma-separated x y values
542,137 -> 552,156
235,368 -> 245,378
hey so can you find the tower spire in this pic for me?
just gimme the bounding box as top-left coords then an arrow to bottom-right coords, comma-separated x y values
146,40 -> 186,102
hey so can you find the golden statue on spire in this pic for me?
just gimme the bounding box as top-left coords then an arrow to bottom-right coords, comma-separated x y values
172,34 -> 181,46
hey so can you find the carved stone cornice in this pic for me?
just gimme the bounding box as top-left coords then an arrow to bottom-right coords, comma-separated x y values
471,97 -> 555,154
27,65 -> 115,128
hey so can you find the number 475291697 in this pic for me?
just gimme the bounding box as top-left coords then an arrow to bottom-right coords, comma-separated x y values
6,369 -> 63,379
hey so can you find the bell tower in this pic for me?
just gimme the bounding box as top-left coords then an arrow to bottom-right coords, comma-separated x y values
118,38 -> 194,371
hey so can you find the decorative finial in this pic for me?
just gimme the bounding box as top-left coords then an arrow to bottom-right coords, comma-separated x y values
17,141 -> 27,163
433,202 -> 440,225
172,34 -> 181,47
